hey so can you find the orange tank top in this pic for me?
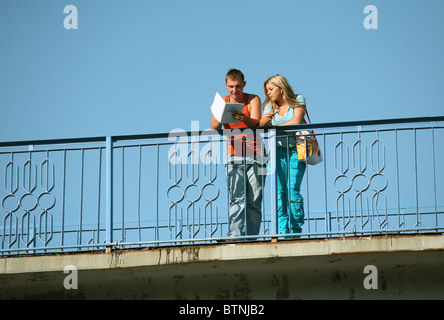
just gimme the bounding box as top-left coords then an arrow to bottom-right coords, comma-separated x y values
222,93 -> 263,156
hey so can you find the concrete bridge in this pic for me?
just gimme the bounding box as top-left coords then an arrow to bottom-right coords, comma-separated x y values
1,118 -> 444,301
1,234 -> 443,300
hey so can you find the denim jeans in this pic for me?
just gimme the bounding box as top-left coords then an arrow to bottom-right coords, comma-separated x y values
276,148 -> 306,235
226,157 -> 264,237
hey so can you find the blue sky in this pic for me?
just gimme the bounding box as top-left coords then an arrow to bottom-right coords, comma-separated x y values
1,0 -> 443,142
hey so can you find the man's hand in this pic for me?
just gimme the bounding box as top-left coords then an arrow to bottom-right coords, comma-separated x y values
232,110 -> 248,123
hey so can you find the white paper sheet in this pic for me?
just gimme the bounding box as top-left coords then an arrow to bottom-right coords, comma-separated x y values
210,92 -> 244,124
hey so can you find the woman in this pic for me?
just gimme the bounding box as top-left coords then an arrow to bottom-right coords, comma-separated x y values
260,74 -> 307,236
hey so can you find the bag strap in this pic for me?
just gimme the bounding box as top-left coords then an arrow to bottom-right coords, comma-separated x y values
305,109 -> 312,124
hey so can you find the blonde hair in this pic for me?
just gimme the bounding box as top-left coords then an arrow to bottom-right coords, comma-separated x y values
263,74 -> 304,113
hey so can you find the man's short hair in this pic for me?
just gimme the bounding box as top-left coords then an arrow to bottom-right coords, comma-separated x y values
225,68 -> 245,82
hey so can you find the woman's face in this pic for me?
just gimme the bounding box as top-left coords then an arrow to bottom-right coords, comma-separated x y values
265,83 -> 283,103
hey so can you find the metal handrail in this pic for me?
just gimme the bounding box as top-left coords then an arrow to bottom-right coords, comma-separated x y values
1,116 -> 443,256
1,116 -> 443,147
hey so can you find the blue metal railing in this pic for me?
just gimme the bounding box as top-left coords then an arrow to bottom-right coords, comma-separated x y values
1,116 -> 443,256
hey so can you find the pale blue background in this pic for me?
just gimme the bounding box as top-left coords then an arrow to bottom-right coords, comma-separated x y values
1,0 -> 443,142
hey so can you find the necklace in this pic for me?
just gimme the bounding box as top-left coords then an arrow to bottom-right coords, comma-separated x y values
277,104 -> 290,116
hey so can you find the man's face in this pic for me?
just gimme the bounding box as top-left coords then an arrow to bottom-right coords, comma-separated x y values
225,79 -> 246,100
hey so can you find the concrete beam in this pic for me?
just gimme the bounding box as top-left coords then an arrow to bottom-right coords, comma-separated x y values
1,234 -> 444,299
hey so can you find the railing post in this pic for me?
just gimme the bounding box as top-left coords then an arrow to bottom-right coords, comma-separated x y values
268,129 -> 277,235
106,136 -> 113,246
326,211 -> 332,237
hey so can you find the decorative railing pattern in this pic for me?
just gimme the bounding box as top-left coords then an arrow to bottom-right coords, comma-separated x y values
333,131 -> 389,232
1,117 -> 443,256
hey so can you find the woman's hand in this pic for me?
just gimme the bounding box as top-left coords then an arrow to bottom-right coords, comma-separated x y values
259,112 -> 275,126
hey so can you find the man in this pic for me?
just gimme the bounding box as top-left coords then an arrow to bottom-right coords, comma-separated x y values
211,68 -> 264,238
